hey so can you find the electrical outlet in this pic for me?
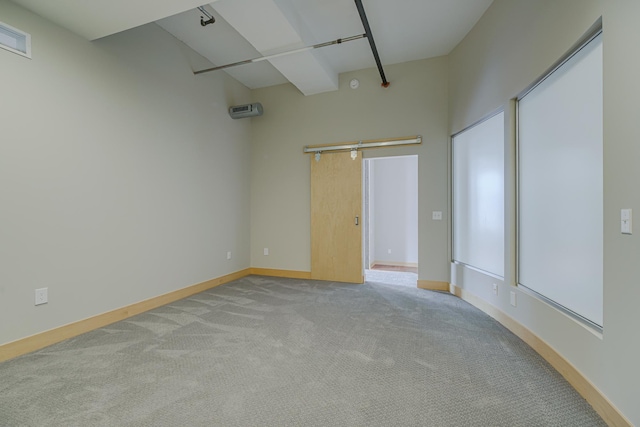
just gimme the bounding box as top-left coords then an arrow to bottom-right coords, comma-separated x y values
432,211 -> 443,220
387,249 -> 392,254
35,288 -> 48,306
264,248 -> 269,256
510,291 -> 517,307
226,251 -> 232,260
492,283 -> 498,296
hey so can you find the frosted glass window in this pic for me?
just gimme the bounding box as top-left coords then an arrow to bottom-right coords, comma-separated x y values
452,112 -> 504,277
0,21 -> 31,58
518,33 -> 603,327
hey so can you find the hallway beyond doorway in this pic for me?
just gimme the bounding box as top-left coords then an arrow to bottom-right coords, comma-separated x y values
370,264 -> 417,274
364,269 -> 418,288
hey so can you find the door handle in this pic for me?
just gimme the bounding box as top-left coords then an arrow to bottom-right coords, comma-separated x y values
355,216 -> 359,226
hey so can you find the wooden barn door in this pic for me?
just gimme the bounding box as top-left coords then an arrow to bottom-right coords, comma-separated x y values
311,151 -> 363,283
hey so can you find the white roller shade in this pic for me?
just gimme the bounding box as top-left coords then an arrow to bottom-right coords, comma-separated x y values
453,112 -> 505,277
518,33 -> 603,327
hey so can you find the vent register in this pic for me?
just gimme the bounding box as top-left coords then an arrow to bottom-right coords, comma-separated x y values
0,21 -> 31,58
229,103 -> 263,119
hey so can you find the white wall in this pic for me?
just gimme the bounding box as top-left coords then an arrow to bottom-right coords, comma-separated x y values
249,58 -> 449,281
370,156 -> 418,265
449,0 -> 640,423
0,1 -> 252,347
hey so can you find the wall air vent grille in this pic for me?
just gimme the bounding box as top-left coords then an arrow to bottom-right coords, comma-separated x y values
229,103 -> 263,119
0,21 -> 30,58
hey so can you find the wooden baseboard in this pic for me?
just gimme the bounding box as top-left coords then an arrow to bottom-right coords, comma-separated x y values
249,268 -> 311,280
0,267 -> 313,363
0,268 -> 251,363
371,261 -> 418,268
417,280 -> 450,291
450,284 -> 631,427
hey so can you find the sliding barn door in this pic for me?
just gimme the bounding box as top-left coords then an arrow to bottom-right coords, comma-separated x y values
311,151 -> 363,283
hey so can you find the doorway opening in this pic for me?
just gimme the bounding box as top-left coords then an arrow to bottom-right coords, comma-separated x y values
364,155 -> 418,287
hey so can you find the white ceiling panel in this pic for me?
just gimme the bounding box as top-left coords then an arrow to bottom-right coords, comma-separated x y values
11,0 -> 495,95
213,0 -> 304,54
362,0 -> 495,65
275,0 -> 364,45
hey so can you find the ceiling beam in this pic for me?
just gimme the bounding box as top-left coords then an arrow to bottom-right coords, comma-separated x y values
11,0 -> 212,40
211,0 -> 340,95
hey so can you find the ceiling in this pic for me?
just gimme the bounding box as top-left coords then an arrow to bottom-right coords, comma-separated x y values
11,0 -> 493,96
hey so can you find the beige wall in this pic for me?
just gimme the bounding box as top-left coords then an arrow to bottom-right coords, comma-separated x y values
0,1 -> 252,346
249,58 -> 449,281
449,0 -> 640,423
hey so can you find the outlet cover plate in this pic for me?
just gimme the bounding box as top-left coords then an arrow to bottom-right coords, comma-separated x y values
35,288 -> 48,305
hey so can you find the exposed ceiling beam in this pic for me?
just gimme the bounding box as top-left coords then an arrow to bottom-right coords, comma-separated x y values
11,0 -> 211,40
156,7 -> 288,90
211,0 -> 340,95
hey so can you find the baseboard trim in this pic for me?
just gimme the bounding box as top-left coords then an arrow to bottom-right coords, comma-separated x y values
249,268 -> 312,280
417,280 -> 450,291
371,261 -> 418,268
450,284 -> 631,427
0,268 -> 251,363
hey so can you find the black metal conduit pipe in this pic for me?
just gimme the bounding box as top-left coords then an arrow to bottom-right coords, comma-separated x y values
354,0 -> 389,87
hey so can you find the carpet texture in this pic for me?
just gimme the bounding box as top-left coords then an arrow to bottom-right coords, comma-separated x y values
0,276 -> 605,426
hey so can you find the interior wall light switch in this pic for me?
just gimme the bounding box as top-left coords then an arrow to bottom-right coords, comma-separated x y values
621,209 -> 632,234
